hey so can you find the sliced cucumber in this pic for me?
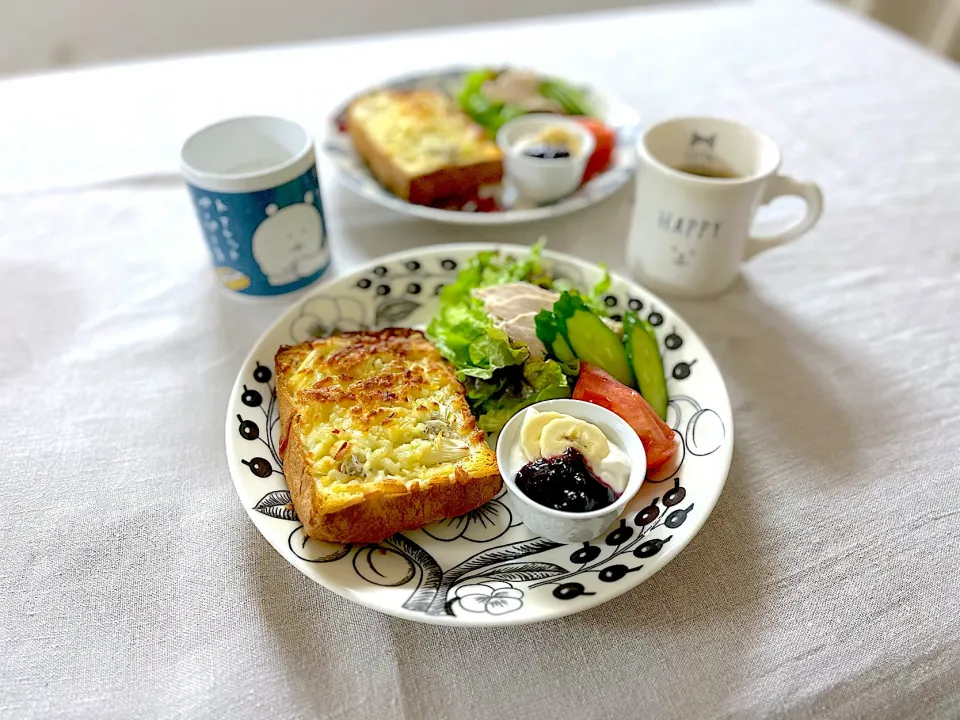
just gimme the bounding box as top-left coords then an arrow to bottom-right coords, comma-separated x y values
552,292 -> 634,387
551,334 -> 577,367
540,80 -> 594,116
623,312 -> 668,420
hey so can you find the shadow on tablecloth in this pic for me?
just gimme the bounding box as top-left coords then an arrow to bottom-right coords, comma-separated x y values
676,275 -> 911,481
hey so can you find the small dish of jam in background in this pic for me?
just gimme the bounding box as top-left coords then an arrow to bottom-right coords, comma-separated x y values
496,115 -> 595,205
496,399 -> 647,543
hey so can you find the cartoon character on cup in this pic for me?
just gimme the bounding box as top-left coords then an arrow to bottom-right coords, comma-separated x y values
252,191 -> 326,286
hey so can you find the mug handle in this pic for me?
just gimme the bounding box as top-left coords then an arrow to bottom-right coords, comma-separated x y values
746,175 -> 823,258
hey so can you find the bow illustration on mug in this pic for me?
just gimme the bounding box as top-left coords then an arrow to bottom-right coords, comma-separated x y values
689,132 -> 716,148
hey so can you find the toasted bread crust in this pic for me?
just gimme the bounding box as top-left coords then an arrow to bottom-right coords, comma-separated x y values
407,162 -> 504,206
275,329 -> 501,544
347,113 -> 412,199
346,90 -> 503,206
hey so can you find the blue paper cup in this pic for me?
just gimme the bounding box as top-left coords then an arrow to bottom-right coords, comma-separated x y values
181,116 -> 330,296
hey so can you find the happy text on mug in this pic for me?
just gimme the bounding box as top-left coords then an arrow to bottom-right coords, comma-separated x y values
658,211 -> 723,240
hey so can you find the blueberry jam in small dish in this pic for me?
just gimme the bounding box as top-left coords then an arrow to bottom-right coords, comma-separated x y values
522,144 -> 572,160
514,447 -> 617,513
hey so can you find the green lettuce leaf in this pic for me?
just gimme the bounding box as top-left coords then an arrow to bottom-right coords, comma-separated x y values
463,375 -> 509,406
552,265 -> 612,316
426,241 -> 581,434
476,358 -> 572,434
539,79 -> 595,116
458,69 -> 527,135
426,247 -> 547,381
426,241 -> 549,379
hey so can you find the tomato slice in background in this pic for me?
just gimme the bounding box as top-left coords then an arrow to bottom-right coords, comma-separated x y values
573,363 -> 677,471
575,117 -> 615,183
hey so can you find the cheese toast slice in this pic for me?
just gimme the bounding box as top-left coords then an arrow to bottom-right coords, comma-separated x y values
346,89 -> 503,206
275,329 -> 501,543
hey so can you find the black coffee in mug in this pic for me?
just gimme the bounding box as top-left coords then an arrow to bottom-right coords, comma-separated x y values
672,164 -> 740,179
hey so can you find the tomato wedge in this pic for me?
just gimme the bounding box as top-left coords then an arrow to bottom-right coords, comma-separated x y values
573,363 -> 676,471
575,117 -> 615,183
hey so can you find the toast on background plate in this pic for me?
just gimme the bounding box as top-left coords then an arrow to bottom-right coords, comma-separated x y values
275,329 -> 501,543
346,89 -> 503,206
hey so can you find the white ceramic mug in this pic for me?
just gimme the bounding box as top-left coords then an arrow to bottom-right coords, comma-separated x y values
627,117 -> 823,298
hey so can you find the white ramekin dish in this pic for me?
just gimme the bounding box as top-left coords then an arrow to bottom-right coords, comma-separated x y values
496,115 -> 595,204
495,398 -> 647,543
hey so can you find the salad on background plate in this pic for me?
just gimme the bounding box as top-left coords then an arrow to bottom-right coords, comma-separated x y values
457,68 -> 617,186
323,67 -> 640,225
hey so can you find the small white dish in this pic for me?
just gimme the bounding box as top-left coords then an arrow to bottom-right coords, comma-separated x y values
496,399 -> 647,543
496,115 -> 596,205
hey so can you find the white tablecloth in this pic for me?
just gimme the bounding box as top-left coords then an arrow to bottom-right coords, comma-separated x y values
2,1 -> 959,718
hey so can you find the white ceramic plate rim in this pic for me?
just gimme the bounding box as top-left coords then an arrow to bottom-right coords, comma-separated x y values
225,244 -> 733,626
322,66 -> 641,225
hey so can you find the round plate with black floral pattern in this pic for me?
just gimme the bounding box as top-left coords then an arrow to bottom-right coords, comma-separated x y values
322,67 -> 640,225
226,244 -> 732,626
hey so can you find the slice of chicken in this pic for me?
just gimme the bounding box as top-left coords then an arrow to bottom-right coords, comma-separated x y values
517,96 -> 564,113
474,282 -> 621,330
473,282 -> 621,358
481,70 -> 543,106
473,283 -> 560,319
495,312 -> 548,358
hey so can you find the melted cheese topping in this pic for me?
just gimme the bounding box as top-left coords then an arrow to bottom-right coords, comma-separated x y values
281,330 -> 479,491
350,90 -> 502,175
302,387 -> 469,489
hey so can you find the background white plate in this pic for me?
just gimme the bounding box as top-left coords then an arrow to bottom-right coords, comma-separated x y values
322,68 -> 641,225
225,244 -> 733,626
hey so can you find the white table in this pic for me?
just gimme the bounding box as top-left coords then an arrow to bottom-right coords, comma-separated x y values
2,1 -> 959,718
